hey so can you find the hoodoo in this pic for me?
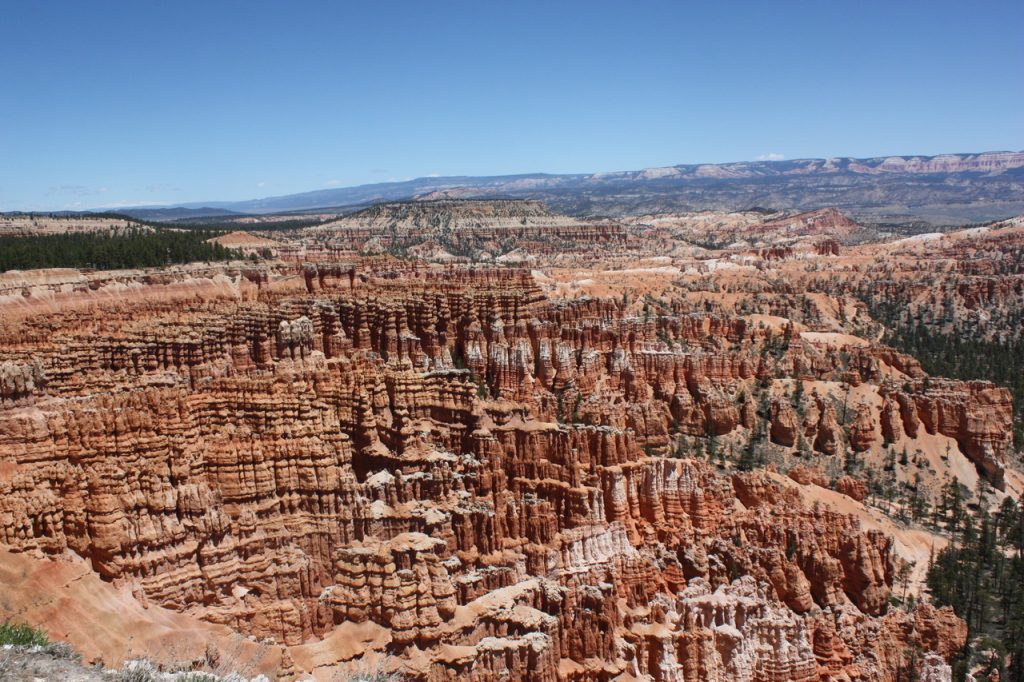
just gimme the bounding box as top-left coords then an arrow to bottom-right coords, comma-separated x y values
5,201 -> 1020,678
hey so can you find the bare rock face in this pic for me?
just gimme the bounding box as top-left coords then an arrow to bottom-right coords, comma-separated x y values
325,533 -> 457,648
771,397 -> 800,447
810,397 -> 844,456
0,259 -> 979,680
914,379 -> 1014,489
880,396 -> 904,444
913,603 -> 969,661
897,392 -> 922,438
788,464 -> 828,488
919,654 -> 954,682
834,476 -> 868,502
849,403 -> 878,452
0,359 -> 45,404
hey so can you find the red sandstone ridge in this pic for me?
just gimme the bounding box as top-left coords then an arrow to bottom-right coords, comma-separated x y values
207,230 -> 285,256
0,253 -> 986,681
757,207 -> 862,238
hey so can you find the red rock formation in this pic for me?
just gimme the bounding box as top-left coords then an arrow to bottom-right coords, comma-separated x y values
834,476 -> 868,502
914,379 -> 1013,489
808,396 -> 843,456
913,603 -> 969,661
0,259 -> 975,681
757,207 -> 863,238
788,465 -> 828,488
880,396 -> 904,444
771,398 -> 800,447
849,403 -> 878,452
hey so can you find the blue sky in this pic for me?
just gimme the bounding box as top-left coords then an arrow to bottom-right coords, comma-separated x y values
2,1 -> 1021,211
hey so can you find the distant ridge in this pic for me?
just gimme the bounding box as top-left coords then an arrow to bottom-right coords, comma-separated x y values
115,207 -> 243,221
104,151 -> 1024,224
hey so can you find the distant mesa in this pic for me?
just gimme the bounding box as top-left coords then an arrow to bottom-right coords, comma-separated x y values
90,150 -> 1024,226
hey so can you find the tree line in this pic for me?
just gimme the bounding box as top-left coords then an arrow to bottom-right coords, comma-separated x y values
928,491 -> 1024,681
0,228 -> 238,272
866,298 -> 1024,449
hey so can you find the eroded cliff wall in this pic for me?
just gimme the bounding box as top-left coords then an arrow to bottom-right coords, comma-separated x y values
0,262 -> 979,681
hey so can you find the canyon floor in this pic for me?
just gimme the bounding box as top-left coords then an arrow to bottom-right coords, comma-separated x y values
0,202 -> 1021,681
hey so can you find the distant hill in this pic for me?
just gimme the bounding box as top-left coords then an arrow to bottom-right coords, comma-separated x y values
116,207 -> 242,221
341,199 -> 553,229
117,151 -> 1024,224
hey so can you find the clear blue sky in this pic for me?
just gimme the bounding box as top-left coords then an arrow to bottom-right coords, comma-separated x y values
2,0 -> 1021,211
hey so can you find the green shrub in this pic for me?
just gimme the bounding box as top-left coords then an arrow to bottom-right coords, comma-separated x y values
0,621 -> 49,647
